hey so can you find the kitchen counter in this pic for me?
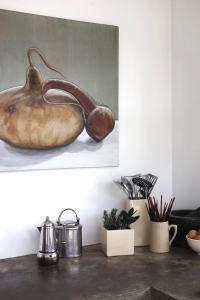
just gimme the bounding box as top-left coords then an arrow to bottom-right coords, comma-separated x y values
0,244 -> 199,300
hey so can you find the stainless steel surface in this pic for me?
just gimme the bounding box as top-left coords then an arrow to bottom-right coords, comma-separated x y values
37,251 -> 59,266
121,176 -> 133,199
39,216 -> 57,253
145,174 -> 158,197
117,173 -> 158,200
37,216 -> 58,265
56,208 -> 82,258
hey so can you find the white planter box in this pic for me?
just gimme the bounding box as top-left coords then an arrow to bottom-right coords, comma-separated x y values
101,227 -> 134,256
126,199 -> 150,246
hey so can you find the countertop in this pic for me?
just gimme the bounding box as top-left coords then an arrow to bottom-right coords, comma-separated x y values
0,244 -> 199,300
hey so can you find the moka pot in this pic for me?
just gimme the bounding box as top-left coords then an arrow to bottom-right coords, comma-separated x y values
37,216 -> 59,266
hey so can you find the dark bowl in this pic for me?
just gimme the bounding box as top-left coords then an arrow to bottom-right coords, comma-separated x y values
169,210 -> 200,247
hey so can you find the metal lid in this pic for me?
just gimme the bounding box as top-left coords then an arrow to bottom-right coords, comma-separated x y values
42,216 -> 55,228
59,219 -> 79,228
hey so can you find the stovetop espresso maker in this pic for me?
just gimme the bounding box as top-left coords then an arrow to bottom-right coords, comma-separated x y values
37,216 -> 59,266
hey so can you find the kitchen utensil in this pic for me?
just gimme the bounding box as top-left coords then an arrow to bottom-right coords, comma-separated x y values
132,177 -> 152,199
144,174 -> 158,197
37,216 -> 59,266
56,208 -> 82,258
132,174 -> 158,199
115,179 -> 132,199
121,176 -> 133,199
116,173 -> 157,200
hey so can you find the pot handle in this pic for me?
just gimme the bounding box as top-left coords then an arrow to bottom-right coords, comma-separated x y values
169,224 -> 178,246
57,208 -> 80,225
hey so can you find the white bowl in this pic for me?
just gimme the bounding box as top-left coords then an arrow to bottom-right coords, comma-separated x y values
186,235 -> 200,255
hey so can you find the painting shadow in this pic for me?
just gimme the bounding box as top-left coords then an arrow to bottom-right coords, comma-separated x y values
0,135 -> 103,168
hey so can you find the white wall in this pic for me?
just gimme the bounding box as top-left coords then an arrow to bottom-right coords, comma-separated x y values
0,0 -> 172,259
172,0 -> 200,209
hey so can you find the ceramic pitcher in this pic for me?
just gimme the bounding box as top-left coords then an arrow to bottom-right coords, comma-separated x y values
150,221 -> 177,253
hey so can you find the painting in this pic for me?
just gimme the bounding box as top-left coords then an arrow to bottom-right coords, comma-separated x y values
0,9 -> 118,171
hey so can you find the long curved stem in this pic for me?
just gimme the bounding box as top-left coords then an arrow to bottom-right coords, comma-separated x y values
27,48 -> 64,78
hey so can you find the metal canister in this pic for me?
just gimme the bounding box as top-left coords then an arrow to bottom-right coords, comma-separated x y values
56,208 -> 82,258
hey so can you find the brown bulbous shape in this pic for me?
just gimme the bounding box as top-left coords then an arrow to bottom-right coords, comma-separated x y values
0,85 -> 84,149
86,106 -> 115,142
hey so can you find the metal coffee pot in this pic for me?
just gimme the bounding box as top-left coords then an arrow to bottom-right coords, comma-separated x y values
37,216 -> 59,266
56,208 -> 82,258
37,208 -> 82,261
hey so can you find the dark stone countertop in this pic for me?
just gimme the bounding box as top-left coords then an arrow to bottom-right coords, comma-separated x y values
0,244 -> 199,300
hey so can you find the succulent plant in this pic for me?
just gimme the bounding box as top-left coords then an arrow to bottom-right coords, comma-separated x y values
103,208 -> 139,230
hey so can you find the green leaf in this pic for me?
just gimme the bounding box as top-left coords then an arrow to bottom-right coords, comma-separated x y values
103,207 -> 140,230
128,208 -> 134,217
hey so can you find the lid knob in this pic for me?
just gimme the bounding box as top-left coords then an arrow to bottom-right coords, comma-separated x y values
42,216 -> 55,228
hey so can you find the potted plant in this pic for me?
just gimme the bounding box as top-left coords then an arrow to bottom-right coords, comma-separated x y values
101,208 -> 139,256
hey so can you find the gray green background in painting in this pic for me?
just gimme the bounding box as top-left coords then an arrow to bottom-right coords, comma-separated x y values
0,9 -> 118,118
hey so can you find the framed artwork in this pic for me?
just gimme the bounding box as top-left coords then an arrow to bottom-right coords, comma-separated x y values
0,9 -> 118,171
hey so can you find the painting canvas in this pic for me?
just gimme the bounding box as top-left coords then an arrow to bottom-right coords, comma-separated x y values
0,9 -> 118,171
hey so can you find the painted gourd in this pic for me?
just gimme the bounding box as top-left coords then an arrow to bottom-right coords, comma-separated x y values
0,48 -> 84,149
